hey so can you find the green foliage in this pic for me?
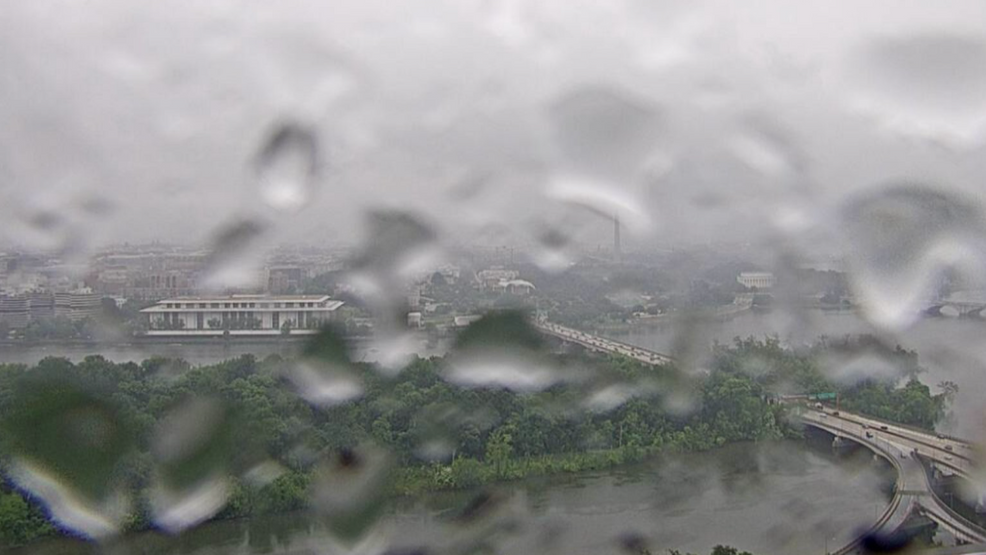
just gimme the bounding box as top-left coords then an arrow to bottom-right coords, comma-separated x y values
0,334 -> 949,548
0,487 -> 54,546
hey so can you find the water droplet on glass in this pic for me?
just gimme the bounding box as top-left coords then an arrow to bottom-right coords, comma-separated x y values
149,398 -> 234,533
254,123 -> 320,214
312,444 -> 393,542
355,211 -> 440,280
78,194 -> 116,217
0,376 -> 135,539
819,337 -> 918,386
242,461 -> 287,488
841,185 -> 986,332
289,359 -> 364,408
201,219 -> 268,291
583,383 -> 639,412
728,117 -> 804,178
545,173 -> 651,234
547,85 -> 664,184
290,326 -> 363,407
529,227 -> 575,273
446,312 -> 559,391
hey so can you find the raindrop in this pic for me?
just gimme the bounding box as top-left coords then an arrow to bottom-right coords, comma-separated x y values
728,115 -> 805,178
583,383 -> 639,412
149,397 -> 234,533
0,376 -> 135,539
254,122 -> 320,214
349,211 -> 443,374
449,490 -> 505,526
354,211 -> 440,278
529,226 -> 575,273
616,531 -> 652,554
78,194 -> 116,217
288,327 -> 364,407
312,444 -> 393,542
446,311 -> 560,391
242,461 -> 287,488
447,171 -> 491,203
288,360 -> 363,407
841,185 -> 986,332
545,173 -> 651,234
547,85 -> 664,183
818,337 -> 918,386
27,210 -> 63,232
201,219 -> 268,291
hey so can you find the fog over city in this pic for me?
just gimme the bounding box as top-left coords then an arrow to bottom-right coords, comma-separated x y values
6,2 -> 986,555
3,0 -> 986,254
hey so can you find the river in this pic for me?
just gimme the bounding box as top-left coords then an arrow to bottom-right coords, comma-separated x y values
14,441 -> 892,555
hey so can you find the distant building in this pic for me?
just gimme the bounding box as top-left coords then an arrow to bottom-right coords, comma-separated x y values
737,272 -> 776,290
140,294 -> 343,336
0,289 -> 100,327
494,279 -> 536,296
407,311 -> 422,328
55,290 -> 102,321
0,295 -> 29,328
476,267 -> 519,291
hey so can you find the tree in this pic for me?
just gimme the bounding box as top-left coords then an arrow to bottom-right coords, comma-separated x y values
485,428 -> 513,478
0,490 -> 52,545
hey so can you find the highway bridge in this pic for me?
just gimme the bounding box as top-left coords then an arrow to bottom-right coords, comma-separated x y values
535,320 -> 675,365
534,321 -> 986,551
799,408 -> 986,552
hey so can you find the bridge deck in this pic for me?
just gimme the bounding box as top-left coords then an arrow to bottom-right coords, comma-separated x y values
535,321 -> 674,365
800,408 -> 986,549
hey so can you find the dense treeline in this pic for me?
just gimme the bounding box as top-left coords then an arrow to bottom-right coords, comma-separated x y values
720,335 -> 955,429
0,332 -> 949,548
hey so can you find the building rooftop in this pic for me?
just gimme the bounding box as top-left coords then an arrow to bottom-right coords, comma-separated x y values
155,294 -> 331,302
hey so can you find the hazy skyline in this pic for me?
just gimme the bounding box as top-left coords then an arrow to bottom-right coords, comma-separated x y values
3,0 -> 986,261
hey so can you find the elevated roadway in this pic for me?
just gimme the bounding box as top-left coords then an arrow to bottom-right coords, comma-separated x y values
535,321 -> 674,365
800,409 -> 986,550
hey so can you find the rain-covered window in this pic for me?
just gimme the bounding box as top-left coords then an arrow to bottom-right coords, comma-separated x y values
2,2 -> 986,554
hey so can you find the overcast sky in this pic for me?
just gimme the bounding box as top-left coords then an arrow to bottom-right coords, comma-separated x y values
3,0 -> 986,258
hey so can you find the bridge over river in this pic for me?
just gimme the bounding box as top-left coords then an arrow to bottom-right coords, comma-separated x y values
535,321 -> 986,552
535,320 -> 675,365
799,408 -> 985,553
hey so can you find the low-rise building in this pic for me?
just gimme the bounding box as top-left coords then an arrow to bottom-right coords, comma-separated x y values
737,272 -> 776,290
140,294 -> 344,336
55,290 -> 102,321
0,295 -> 29,328
476,267 -> 519,291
